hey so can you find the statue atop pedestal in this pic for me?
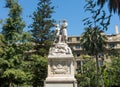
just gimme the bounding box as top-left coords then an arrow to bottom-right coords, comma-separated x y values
45,20 -> 77,87
54,19 -> 68,43
49,20 -> 73,56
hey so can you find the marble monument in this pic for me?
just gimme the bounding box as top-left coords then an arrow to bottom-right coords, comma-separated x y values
44,20 -> 77,87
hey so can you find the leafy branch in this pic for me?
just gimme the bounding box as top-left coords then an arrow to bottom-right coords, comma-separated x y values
83,0 -> 112,30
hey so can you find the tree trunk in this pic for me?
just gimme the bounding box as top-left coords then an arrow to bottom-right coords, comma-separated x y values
9,82 -> 12,87
95,54 -> 100,87
9,80 -> 14,87
96,54 -> 105,87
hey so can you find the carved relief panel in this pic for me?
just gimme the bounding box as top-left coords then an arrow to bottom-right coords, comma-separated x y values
50,60 -> 71,75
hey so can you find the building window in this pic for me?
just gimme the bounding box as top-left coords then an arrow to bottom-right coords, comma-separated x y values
75,45 -> 80,49
68,37 -> 72,42
77,61 -> 81,67
76,61 -> 81,73
109,43 -> 115,48
76,37 -> 80,41
77,53 -> 80,57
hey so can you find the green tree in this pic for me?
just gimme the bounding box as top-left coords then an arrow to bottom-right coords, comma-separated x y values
0,44 -> 27,86
110,55 -> 120,86
83,0 -> 111,31
28,0 -> 55,86
30,0 -> 55,56
97,0 -> 120,16
80,0 -> 109,86
0,0 -> 28,86
75,55 -> 97,87
101,65 -> 110,87
80,27 -> 107,86
29,55 -> 47,87
0,34 -> 5,56
0,19 -> 2,24
21,54 -> 47,86
2,0 -> 25,44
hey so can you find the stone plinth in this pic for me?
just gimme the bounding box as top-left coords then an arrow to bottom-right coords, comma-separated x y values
44,43 -> 77,87
45,80 -> 77,87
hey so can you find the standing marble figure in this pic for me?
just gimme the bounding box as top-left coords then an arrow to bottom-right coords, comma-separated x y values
54,24 -> 61,43
61,20 -> 68,43
54,20 -> 68,43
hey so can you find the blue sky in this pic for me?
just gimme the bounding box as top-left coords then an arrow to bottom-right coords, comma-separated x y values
0,0 -> 120,36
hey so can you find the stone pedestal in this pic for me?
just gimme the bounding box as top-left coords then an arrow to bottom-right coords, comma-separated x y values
44,43 -> 77,87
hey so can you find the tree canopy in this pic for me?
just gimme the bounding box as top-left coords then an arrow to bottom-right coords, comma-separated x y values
97,0 -> 120,16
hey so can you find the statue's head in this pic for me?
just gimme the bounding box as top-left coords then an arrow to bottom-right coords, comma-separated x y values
63,19 -> 67,22
55,24 -> 59,27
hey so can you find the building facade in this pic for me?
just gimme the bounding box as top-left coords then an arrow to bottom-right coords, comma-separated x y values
67,25 -> 120,72
67,34 -> 120,57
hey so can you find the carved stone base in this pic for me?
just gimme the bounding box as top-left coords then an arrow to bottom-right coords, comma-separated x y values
44,55 -> 77,87
47,56 -> 75,77
44,42 -> 77,87
45,77 -> 77,87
